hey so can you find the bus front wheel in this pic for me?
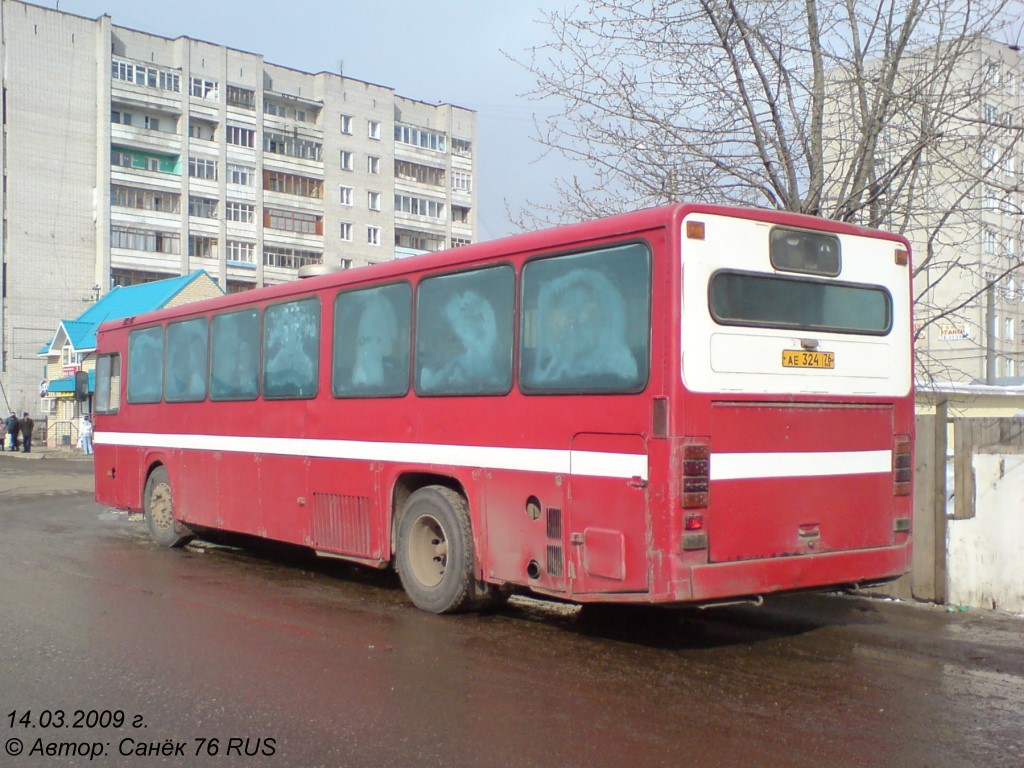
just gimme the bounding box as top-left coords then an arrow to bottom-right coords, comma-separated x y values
143,467 -> 193,548
396,486 -> 479,614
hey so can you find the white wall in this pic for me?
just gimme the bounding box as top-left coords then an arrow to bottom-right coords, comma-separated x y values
947,453 -> 1024,613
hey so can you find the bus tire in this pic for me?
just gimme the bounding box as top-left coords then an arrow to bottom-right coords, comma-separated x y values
143,466 -> 193,548
396,485 -> 478,614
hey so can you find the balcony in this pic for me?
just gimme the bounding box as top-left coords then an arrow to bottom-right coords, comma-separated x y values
111,123 -> 182,155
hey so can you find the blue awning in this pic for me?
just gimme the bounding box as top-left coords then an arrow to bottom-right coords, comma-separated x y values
45,370 -> 95,394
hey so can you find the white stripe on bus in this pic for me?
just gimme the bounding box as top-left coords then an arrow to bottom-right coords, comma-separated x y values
93,433 -> 892,482
710,450 -> 892,480
94,431 -> 649,481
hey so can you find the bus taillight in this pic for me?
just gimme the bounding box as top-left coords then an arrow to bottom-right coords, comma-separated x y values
893,436 -> 912,496
682,443 -> 710,508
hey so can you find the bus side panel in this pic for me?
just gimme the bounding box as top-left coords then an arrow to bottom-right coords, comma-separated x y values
480,469 -> 568,594
218,451 -> 262,534
175,448 -> 219,527
258,453 -> 308,543
307,458 -> 383,561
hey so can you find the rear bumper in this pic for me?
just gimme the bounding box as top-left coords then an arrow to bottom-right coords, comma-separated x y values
681,541 -> 911,602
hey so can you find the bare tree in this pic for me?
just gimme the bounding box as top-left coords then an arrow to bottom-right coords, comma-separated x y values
517,0 -> 1024,382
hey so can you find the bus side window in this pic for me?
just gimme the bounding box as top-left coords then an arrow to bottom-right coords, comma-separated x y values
415,266 -> 514,396
210,309 -> 260,400
520,243 -> 651,393
127,326 -> 164,404
263,298 -> 320,399
333,283 -> 411,397
164,318 -> 208,402
94,353 -> 121,414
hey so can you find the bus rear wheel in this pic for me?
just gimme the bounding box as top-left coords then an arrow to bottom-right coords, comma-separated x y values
396,486 -> 480,614
143,466 -> 193,548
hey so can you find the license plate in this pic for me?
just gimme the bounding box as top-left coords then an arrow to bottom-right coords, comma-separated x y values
782,350 -> 835,369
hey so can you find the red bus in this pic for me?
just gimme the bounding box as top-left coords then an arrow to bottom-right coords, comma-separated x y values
93,204 -> 913,613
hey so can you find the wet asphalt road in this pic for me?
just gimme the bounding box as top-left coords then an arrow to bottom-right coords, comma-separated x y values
1,457 -> 1022,768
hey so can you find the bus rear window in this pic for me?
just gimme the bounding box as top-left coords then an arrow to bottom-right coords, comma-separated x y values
709,271 -> 891,335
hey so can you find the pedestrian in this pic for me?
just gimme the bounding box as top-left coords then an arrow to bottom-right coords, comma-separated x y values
19,411 -> 34,454
78,413 -> 94,455
5,412 -> 19,452
0,417 -> 6,451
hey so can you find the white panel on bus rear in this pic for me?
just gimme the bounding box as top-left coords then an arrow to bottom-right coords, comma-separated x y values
681,213 -> 912,397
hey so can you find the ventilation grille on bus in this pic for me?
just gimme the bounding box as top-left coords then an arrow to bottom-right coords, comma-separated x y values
311,493 -> 372,557
546,544 -> 564,578
546,507 -> 562,540
546,507 -> 563,576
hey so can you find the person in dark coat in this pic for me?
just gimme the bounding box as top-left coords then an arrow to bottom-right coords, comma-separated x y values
5,412 -> 19,452
19,412 -> 34,453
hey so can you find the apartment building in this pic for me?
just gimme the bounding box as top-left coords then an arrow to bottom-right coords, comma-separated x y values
0,0 -> 477,412
921,40 -> 1024,384
825,38 -> 1023,384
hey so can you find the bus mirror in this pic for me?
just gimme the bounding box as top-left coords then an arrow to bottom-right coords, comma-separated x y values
74,370 -> 90,402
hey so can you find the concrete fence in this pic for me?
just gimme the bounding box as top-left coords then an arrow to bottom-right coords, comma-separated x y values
882,410 -> 1024,613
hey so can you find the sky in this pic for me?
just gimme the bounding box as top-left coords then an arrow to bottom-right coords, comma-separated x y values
54,0 -> 572,241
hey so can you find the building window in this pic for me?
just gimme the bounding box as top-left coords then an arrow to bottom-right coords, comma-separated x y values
451,237 -> 472,248
395,159 -> 445,186
395,193 -> 444,219
368,120 -> 381,140
367,226 -> 381,246
265,132 -> 323,161
340,150 -> 354,171
225,201 -> 255,223
452,205 -> 470,224
368,191 -> 382,211
452,138 -> 472,158
394,123 -> 446,152
112,185 -> 180,213
226,85 -> 255,109
226,125 -> 255,148
452,171 -> 472,193
983,229 -> 997,254
264,101 -> 286,117
368,156 -> 380,174
263,246 -> 322,269
111,110 -> 132,126
111,148 -> 172,173
188,235 -> 218,258
985,59 -> 1001,87
226,240 -> 256,264
339,186 -> 353,206
112,59 -> 180,92
189,121 -> 215,141
190,77 -> 218,100
111,226 -> 180,254
264,171 -> 323,198
188,157 -> 218,181
396,228 -> 445,252
188,196 -> 218,218
340,114 -> 353,134
340,222 -> 353,241
227,163 -> 256,186
265,208 -> 323,235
